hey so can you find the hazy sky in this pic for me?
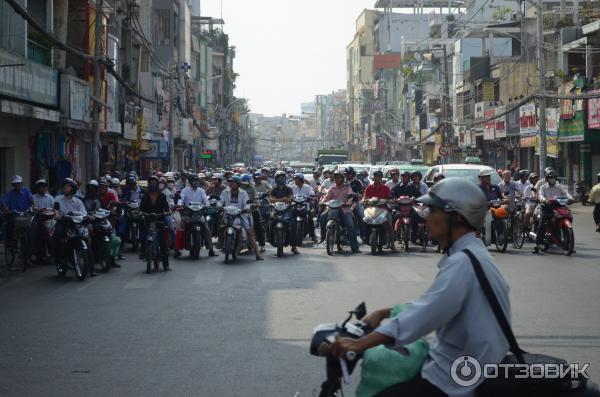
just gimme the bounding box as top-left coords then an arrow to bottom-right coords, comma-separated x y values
201,0 -> 376,117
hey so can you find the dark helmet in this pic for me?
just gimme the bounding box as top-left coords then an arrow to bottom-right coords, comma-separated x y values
228,176 -> 241,185
518,169 -> 529,179
373,170 -> 383,178
240,174 -> 252,184
400,170 -> 410,177
411,171 -> 422,179
333,170 -> 344,178
293,172 -> 304,181
127,176 -> 137,185
344,167 -> 356,177
188,174 -> 199,182
545,170 -> 557,179
148,175 -> 160,184
529,173 -> 539,182
63,178 -> 78,193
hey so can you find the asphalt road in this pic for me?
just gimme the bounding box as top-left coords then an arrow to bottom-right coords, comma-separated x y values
1,205 -> 599,397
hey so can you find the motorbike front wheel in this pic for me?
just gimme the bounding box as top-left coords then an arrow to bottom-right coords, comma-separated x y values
223,234 -> 233,264
401,223 -> 410,252
326,227 -> 336,256
370,229 -> 378,255
275,228 -> 284,258
296,221 -> 304,247
99,240 -> 111,272
190,230 -> 201,260
494,221 -> 508,253
72,248 -> 89,281
512,213 -> 525,249
560,226 -> 575,256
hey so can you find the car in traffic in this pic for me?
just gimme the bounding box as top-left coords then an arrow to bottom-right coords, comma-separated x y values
423,163 -> 502,186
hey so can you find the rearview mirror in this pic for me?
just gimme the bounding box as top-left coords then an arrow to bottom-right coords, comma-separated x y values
354,302 -> 367,320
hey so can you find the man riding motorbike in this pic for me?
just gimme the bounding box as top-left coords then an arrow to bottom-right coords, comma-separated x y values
345,167 -> 366,240
310,170 -> 322,190
254,172 -> 271,195
523,173 -> 540,232
291,173 -> 317,243
385,168 -> 401,190
241,173 -> 267,252
269,170 -> 299,254
140,176 -> 171,270
83,180 -> 103,213
533,170 -> 572,254
363,170 -> 396,252
221,176 -> 263,260
391,171 -> 419,199
320,170 -> 335,192
122,176 -> 144,203
410,171 -> 428,196
319,171 -> 360,253
478,169 -> 503,202
329,177 -> 511,397
177,174 -> 217,258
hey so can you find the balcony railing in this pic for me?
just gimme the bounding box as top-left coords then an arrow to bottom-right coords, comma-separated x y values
27,39 -> 51,66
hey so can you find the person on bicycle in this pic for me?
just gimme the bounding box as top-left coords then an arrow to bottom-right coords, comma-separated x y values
221,176 -> 263,260
523,173 -> 539,232
1,175 -> 33,242
478,169 -> 503,202
139,176 -> 171,270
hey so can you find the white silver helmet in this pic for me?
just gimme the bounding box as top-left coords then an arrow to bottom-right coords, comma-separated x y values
417,177 -> 487,230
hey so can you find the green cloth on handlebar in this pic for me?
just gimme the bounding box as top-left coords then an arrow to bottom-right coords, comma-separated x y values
110,234 -> 121,257
356,303 -> 429,397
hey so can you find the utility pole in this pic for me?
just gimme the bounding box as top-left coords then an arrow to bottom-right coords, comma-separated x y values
441,44 -> 451,163
168,65 -> 175,171
536,0 -> 548,173
90,0 -> 104,179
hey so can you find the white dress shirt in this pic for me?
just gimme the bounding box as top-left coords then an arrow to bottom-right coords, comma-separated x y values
179,187 -> 209,206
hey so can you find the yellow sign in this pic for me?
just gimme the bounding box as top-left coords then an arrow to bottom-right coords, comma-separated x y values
535,135 -> 559,158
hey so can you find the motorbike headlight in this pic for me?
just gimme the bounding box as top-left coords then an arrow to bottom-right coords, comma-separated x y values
374,212 -> 388,224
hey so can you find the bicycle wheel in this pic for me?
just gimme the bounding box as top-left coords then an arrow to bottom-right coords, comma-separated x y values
4,240 -> 15,268
494,222 -> 508,253
15,231 -> 30,272
512,214 -> 525,249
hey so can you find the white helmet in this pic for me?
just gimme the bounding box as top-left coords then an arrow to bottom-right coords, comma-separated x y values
111,177 -> 121,186
478,168 -> 495,177
418,177 -> 487,230
88,179 -> 99,187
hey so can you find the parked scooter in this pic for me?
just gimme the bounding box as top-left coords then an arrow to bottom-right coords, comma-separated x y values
529,196 -> 575,256
89,208 -> 114,273
363,197 -> 391,255
55,212 -> 90,281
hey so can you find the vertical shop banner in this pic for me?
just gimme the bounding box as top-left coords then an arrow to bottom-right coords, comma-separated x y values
519,102 -> 538,135
106,34 -> 121,134
560,82 -> 574,119
506,107 -> 520,136
588,90 -> 600,129
535,135 -> 559,158
494,106 -> 506,138
483,109 -> 496,140
546,108 -> 559,133
123,103 -> 139,140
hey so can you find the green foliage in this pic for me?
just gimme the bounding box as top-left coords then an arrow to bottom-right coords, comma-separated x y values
492,6 -> 512,21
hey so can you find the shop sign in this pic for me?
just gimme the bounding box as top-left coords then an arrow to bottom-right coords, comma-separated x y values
141,139 -> 169,159
520,136 -> 536,147
123,103 -> 140,140
587,91 -> 600,129
0,48 -> 58,107
494,106 -> 506,139
535,135 -> 559,158
475,102 -> 490,120
505,107 -> 520,136
106,34 -> 121,133
560,82 -> 574,119
60,74 -> 89,125
519,102 -> 538,135
546,108 -> 559,133
0,99 -> 60,122
558,111 -> 585,142
483,109 -> 496,140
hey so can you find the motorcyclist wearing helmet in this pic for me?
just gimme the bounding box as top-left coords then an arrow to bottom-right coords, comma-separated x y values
292,173 -> 317,243
319,171 -> 360,253
178,173 -> 217,258
122,176 -> 144,203
84,180 -> 102,213
515,169 -> 530,194
32,179 -> 54,210
357,169 -> 370,186
329,178 -> 511,397
310,170 -> 322,189
385,168 -> 401,189
221,176 -> 263,260
206,173 -> 225,197
345,167 -> 366,240
110,178 -> 122,198
241,173 -> 266,251
523,173 -> 540,231
363,170 -> 396,252
260,168 -> 274,187
534,167 -> 555,192
433,172 -> 445,184
140,175 -> 172,270
590,173 -> 600,232
269,170 -> 299,254
320,169 -> 335,192
410,171 -> 428,196
533,170 -> 572,254
254,172 -> 271,195
391,170 -> 419,199
478,168 -> 503,202
98,178 -> 119,209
